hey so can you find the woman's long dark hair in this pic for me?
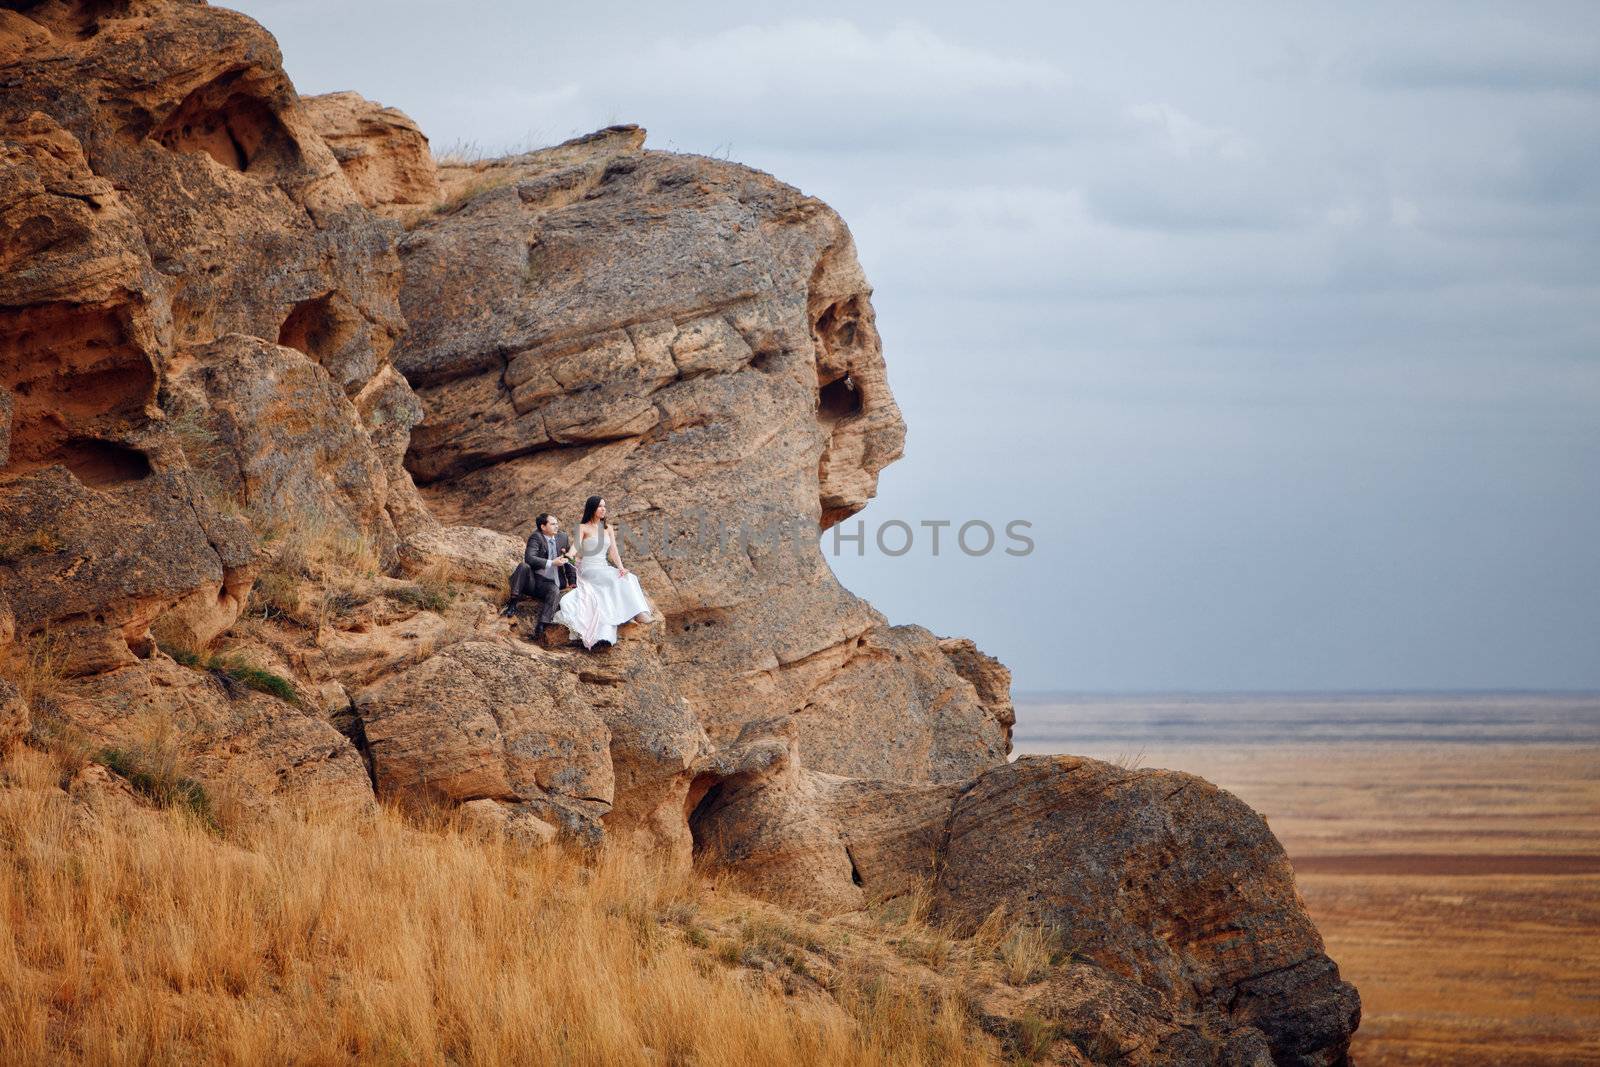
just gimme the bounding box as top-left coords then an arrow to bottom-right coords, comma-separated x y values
580,494 -> 609,528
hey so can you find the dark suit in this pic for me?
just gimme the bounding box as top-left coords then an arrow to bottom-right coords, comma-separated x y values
523,529 -> 575,624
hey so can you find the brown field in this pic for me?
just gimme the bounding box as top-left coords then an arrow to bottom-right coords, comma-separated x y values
1025,739 -> 1600,1066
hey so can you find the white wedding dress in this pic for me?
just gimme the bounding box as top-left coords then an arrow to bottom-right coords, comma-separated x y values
553,526 -> 654,649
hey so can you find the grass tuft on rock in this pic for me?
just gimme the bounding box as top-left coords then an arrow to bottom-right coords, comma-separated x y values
98,745 -> 216,828
158,643 -> 301,707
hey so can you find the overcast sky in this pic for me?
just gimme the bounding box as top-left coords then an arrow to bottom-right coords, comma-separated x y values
241,0 -> 1600,692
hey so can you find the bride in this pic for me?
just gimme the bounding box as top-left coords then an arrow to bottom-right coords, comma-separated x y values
554,495 -> 654,649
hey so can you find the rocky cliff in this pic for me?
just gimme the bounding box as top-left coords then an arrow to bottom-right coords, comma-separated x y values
0,2 -> 1358,1062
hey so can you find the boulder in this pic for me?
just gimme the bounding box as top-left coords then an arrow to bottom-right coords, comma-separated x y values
353,640 -> 614,841
456,798 -> 559,848
0,465 -> 253,668
165,333 -> 398,559
559,625 -> 712,867
933,756 -> 1361,1067
44,655 -> 375,817
302,91 -> 441,219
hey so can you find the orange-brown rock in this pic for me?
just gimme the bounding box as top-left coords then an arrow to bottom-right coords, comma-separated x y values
689,731 -> 965,913
934,757 -> 1360,1066
0,465 -> 253,669
0,109 -> 164,487
456,797 -> 559,847
0,5 -> 1360,1057
3,2 -> 404,394
165,333 -> 398,556
696,749 -> 1358,1064
354,640 -> 614,839
302,91 -> 440,219
551,623 -> 712,865
45,654 -> 375,817
0,0 -> 427,811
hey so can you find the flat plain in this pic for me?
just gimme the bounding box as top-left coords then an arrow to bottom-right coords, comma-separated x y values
1014,693 -> 1600,1067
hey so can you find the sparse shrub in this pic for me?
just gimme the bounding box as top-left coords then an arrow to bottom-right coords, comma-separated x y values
894,931 -> 953,970
23,713 -> 94,783
244,510 -> 380,623
5,632 -> 66,705
971,902 -> 1010,955
165,405 -> 223,467
99,746 -> 215,827
95,711 -> 217,830
0,528 -> 64,564
210,657 -> 299,705
166,407 -> 242,514
321,585 -> 371,617
247,569 -> 301,621
388,581 -> 451,614
432,138 -> 491,165
158,643 -> 300,707
162,644 -> 203,668
999,921 -> 1063,986
1015,1011 -> 1059,1061
418,171 -> 517,224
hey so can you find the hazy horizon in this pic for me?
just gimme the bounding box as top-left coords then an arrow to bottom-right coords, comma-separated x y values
237,0 -> 1600,693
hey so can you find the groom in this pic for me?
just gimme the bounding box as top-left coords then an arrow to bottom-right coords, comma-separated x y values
522,513 -> 576,640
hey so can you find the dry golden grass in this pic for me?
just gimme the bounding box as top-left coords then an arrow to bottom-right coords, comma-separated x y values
246,511 -> 382,624
0,744 -> 997,1066
2,633 -> 66,707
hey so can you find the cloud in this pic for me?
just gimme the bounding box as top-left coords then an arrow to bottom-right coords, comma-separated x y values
1360,26 -> 1600,94
649,19 -> 1067,99
1126,102 -> 1254,161
416,17 -> 1139,159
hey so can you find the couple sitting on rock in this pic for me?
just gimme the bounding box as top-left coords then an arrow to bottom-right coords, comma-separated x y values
508,495 -> 655,649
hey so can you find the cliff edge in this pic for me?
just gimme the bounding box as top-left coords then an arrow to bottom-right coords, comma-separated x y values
0,3 -> 1358,1062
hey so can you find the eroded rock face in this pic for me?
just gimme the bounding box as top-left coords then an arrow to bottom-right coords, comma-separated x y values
1,1 -> 403,395
302,91 -> 440,220
165,333 -> 398,556
395,128 -> 1007,784
558,623 -> 711,865
0,109 -> 164,487
695,747 -> 1359,1064
355,640 -> 614,840
0,0 -> 422,810
0,465 -> 253,672
935,757 -> 1361,1067
46,655 -> 375,817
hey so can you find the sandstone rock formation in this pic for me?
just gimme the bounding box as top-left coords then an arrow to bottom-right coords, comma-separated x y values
395,128 -> 1012,782
0,0 -> 413,802
693,751 -> 1359,1064
355,639 -> 614,839
302,91 -> 440,220
0,2 -> 1358,1061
